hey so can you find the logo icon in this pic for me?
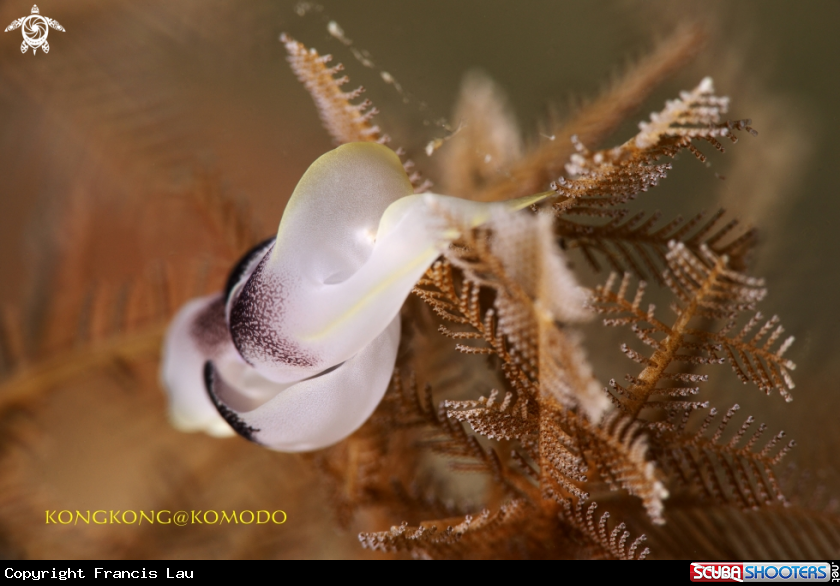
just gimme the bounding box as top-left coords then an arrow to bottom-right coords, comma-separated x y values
691,562 -> 832,583
5,5 -> 64,55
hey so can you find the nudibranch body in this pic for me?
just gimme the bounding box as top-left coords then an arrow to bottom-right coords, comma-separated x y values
161,142 -> 545,451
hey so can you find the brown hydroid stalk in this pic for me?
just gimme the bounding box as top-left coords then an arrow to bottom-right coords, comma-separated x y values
282,33 -> 389,146
0,323 -> 165,415
474,24 -> 707,202
625,256 -> 725,417
281,33 -> 431,192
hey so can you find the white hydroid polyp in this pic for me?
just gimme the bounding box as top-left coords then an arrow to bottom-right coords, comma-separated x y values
161,142 -> 547,451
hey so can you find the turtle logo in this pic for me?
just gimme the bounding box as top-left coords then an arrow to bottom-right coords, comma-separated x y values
5,5 -> 64,55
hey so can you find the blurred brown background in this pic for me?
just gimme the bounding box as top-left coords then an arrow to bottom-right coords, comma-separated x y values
0,0 -> 838,558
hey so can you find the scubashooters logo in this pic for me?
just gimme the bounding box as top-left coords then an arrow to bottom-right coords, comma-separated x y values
5,5 -> 64,54
690,562 -> 832,582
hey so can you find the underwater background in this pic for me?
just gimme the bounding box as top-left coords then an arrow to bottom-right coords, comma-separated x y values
0,0 -> 838,558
